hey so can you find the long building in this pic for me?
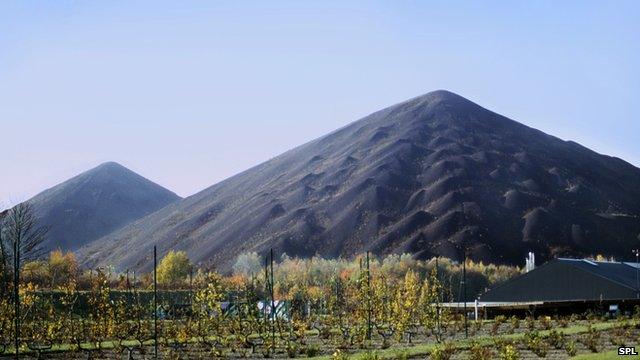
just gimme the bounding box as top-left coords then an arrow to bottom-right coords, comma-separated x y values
476,258 -> 640,315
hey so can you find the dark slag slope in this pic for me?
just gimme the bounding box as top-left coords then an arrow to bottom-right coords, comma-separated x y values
78,91 -> 640,271
28,162 -> 181,252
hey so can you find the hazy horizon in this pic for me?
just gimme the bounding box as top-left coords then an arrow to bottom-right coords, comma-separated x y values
2,1 -> 639,208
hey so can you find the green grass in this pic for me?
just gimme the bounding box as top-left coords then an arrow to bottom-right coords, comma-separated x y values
309,320 -> 629,360
1,320 -> 631,358
571,350 -> 620,359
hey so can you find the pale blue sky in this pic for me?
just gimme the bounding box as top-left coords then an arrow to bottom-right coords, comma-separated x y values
1,1 -> 638,208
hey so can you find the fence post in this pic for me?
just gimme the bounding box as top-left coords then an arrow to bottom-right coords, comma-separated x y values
13,238 -> 19,360
435,256 -> 441,343
463,246 -> 468,338
366,251 -> 372,341
154,246 -> 158,358
270,249 -> 275,352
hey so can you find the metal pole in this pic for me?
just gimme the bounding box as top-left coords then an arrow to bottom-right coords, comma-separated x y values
462,246 -> 468,338
366,251 -> 371,341
635,249 -> 639,299
474,299 -> 478,321
264,256 -> 268,321
270,249 -> 275,352
435,256 -> 441,342
189,267 -> 194,305
14,238 -> 19,360
0,229 -> 5,300
153,246 -> 158,358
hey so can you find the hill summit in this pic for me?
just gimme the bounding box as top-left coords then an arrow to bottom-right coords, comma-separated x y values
78,91 -> 640,271
28,161 -> 180,252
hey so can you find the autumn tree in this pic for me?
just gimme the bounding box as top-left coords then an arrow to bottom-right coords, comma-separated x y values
48,250 -> 78,288
1,203 -> 49,287
21,260 -> 48,286
418,268 -> 441,339
83,270 -> 116,351
0,296 -> 12,350
2,203 -> 49,265
232,252 -> 262,277
0,209 -> 8,296
157,250 -> 193,287
392,269 -> 421,341
351,256 -> 373,344
0,202 -> 48,354
193,272 -> 226,354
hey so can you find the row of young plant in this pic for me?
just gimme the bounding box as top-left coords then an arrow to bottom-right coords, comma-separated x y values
0,251 -> 625,358
459,322 -> 636,359
341,317 -> 640,360
0,253 -> 476,357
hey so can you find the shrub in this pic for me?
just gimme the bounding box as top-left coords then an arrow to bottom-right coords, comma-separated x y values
492,315 -> 506,335
473,320 -> 483,333
611,335 -> 626,347
468,341 -> 493,360
585,310 -> 598,322
469,320 -> 482,336
565,341 -> 577,357
360,351 -> 381,360
556,316 -> 568,328
306,345 -> 321,357
547,329 -> 565,349
430,342 -> 454,360
393,349 -> 409,360
332,349 -> 349,360
509,316 -> 520,333
580,326 -> 599,353
524,331 -> 548,357
633,305 -> 640,320
286,343 -> 299,358
539,316 -> 552,330
525,316 -> 535,331
610,326 -> 628,347
499,343 -> 519,360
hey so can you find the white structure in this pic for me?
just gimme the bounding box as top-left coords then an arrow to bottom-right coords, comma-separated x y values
525,252 -> 535,273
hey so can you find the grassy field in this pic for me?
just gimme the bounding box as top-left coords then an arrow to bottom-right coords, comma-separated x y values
1,317 -> 635,358
572,350 -> 620,359
308,320 -> 630,360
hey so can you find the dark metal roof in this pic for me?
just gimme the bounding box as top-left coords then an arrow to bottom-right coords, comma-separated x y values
480,258 -> 640,302
558,258 -> 638,291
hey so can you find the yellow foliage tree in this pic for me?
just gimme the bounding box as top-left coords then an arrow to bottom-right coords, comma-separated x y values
157,250 -> 192,286
22,260 -> 49,285
48,249 -> 78,288
392,269 -> 421,341
418,268 -> 440,338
